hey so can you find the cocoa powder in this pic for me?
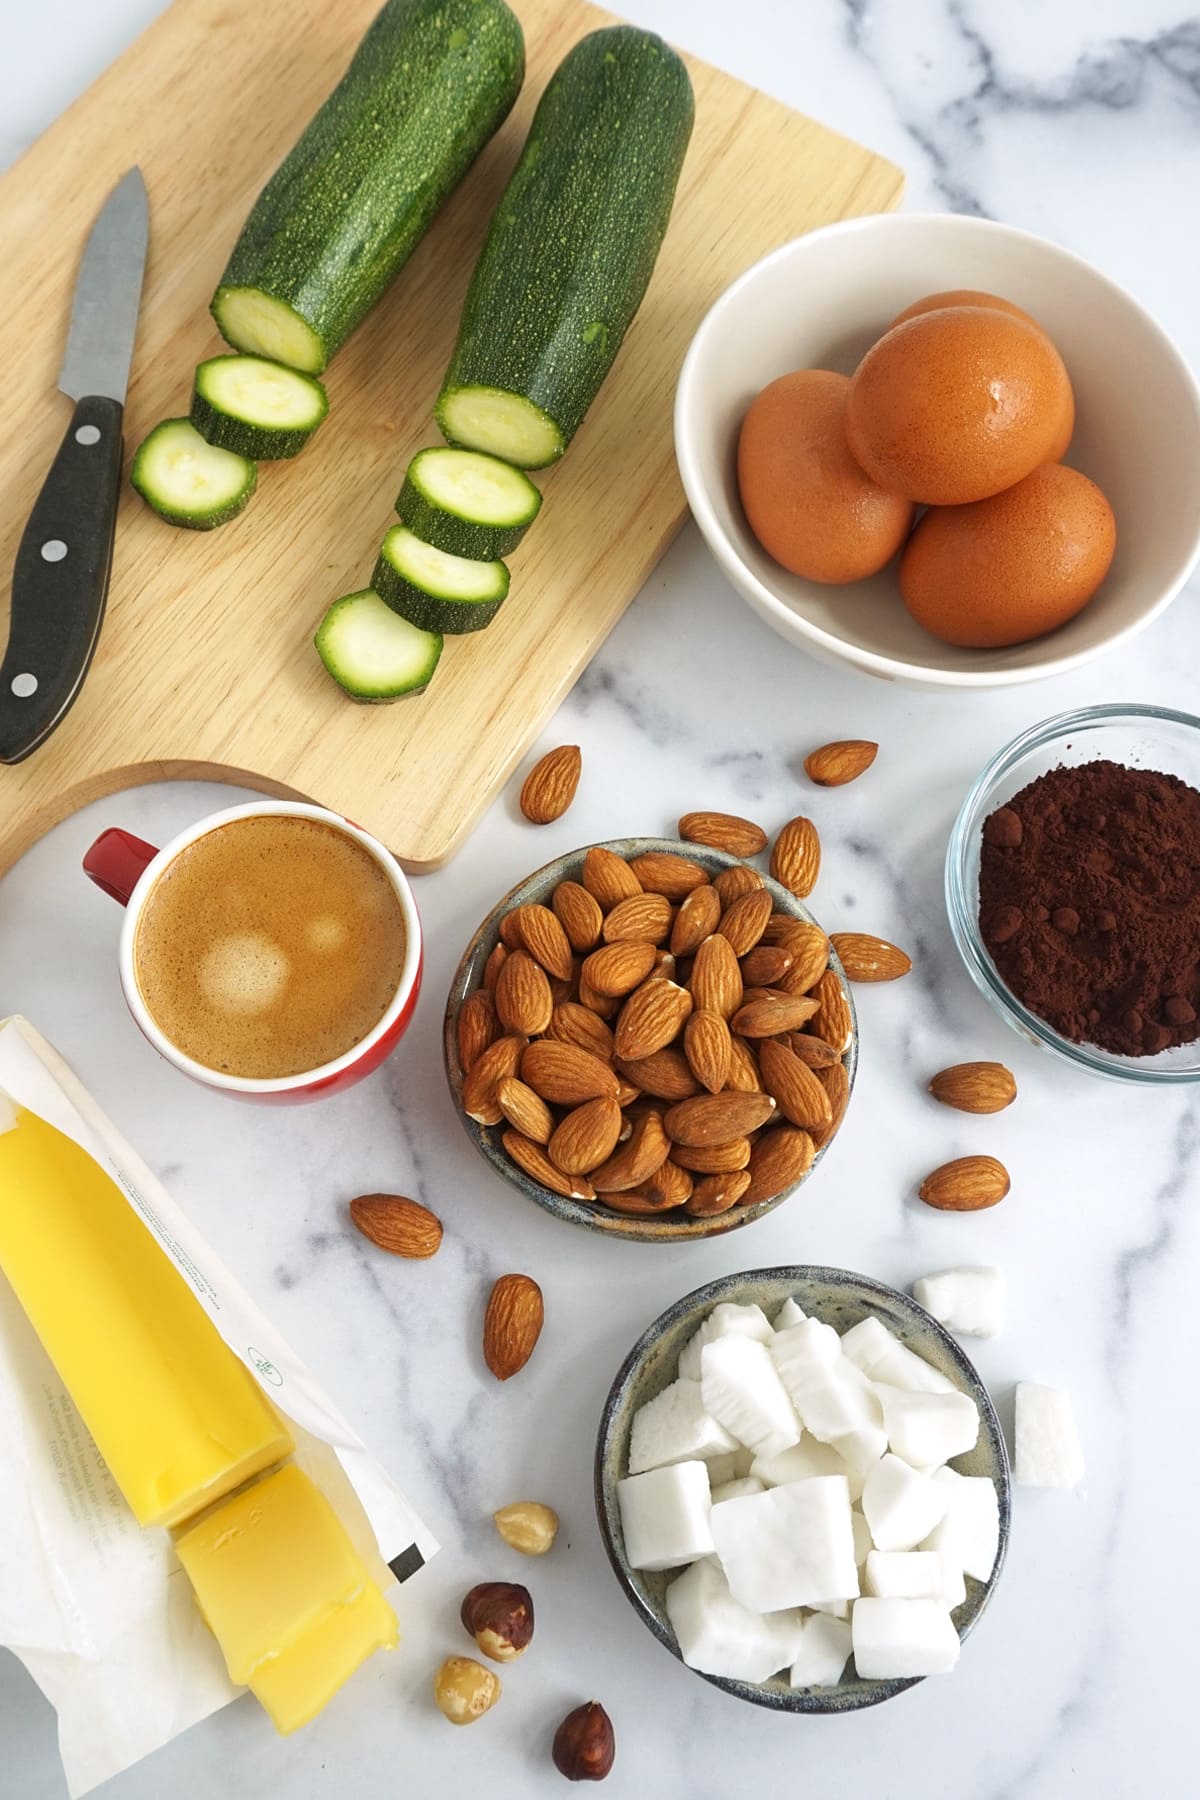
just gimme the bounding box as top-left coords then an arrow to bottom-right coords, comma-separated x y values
979,759 -> 1200,1057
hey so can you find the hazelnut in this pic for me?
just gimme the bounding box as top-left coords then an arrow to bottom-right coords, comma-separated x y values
494,1500 -> 560,1556
460,1580 -> 534,1661
433,1656 -> 500,1725
552,1701 -> 615,1782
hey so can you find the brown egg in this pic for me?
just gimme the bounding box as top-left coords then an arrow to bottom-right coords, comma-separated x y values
899,462 -> 1116,648
737,369 -> 913,583
888,290 -> 1074,462
845,308 -> 1075,504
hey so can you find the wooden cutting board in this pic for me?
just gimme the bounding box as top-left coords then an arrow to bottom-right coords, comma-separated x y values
0,0 -> 902,875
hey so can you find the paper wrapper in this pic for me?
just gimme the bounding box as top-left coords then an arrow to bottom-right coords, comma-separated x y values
0,1016 -> 438,1796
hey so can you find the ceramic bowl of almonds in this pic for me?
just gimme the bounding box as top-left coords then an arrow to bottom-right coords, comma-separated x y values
443,832 -> 859,1242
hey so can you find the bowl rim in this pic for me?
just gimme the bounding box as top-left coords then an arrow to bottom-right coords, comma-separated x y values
593,1263 -> 1011,1712
945,701 -> 1200,1083
675,211 -> 1200,690
441,837 -> 858,1242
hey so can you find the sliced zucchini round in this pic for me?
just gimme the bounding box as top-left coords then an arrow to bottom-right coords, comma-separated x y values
396,447 -> 542,560
372,524 -> 509,635
130,419 -> 257,530
211,288 -> 326,376
436,385 -> 564,469
191,354 -> 329,460
315,589 -> 443,702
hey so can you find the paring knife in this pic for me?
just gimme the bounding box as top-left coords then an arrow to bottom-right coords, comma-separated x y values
0,168 -> 149,765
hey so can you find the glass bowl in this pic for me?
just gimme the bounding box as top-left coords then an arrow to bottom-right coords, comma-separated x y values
946,704 -> 1200,1083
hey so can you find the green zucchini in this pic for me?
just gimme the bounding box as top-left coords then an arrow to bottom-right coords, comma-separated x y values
373,524 -> 508,634
316,589 -> 443,701
212,0 -> 525,374
130,419 -> 256,530
435,26 -> 694,467
190,355 -> 328,460
396,447 -> 541,559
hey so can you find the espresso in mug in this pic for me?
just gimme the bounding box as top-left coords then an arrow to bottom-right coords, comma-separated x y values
133,815 -> 407,1079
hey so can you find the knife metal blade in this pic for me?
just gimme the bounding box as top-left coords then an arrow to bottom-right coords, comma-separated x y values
0,168 -> 149,765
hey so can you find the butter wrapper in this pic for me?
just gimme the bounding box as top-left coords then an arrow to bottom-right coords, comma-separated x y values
0,1015 -> 438,1797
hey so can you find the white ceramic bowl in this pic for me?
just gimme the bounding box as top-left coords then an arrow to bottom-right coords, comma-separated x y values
675,212 -> 1200,688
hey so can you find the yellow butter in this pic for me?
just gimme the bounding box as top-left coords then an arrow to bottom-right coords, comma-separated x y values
0,1104 -> 292,1529
175,1463 -> 397,1728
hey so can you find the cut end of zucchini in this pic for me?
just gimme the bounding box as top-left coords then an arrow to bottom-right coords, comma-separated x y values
397,446 -> 542,563
373,525 -> 509,636
130,419 -> 257,530
315,589 -> 443,702
212,286 -> 327,375
192,355 -> 329,460
436,385 -> 564,469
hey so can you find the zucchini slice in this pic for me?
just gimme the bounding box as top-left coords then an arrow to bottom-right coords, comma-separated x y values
396,447 -> 541,560
191,355 -> 328,460
372,525 -> 509,635
315,589 -> 443,701
130,419 -> 257,530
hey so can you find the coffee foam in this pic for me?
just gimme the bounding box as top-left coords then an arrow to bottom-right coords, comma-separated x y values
197,932 -> 290,1016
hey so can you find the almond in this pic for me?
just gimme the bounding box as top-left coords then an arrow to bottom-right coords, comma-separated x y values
684,1010 -> 732,1094
548,1098 -> 623,1174
649,949 -> 677,982
812,969 -> 854,1053
614,979 -> 693,1061
643,1159 -> 694,1207
771,816 -> 821,898
496,1076 -> 555,1144
663,1091 -> 776,1147
732,994 -> 821,1037
678,812 -> 768,857
785,1032 -> 841,1070
685,1169 -> 752,1217
738,945 -> 794,988
831,932 -> 912,983
521,1039 -> 618,1106
670,884 -> 722,957
614,1077 -> 642,1109
602,892 -> 673,944
512,904 -> 575,981
717,887 -> 773,957
714,864 -> 765,905
578,971 -> 619,1018
919,1155 -> 1010,1211
590,1109 -> 672,1192
804,740 -> 878,787
545,1002 -> 615,1064
502,1131 -> 597,1202
463,1036 -> 528,1125
600,1186 -> 684,1216
813,1059 -> 850,1149
495,949 -> 553,1036
520,746 -> 581,824
615,1047 -> 701,1102
349,1194 -> 443,1259
670,1137 -> 752,1173
457,989 -> 499,1072
761,910 -> 801,944
498,909 -> 524,948
582,846 -> 642,910
772,922 -> 831,995
690,934 -> 744,1020
581,940 -> 657,997
551,880 -> 604,952
483,1273 -> 545,1379
628,851 -> 710,900
725,1035 -> 764,1093
758,1037 -> 834,1130
929,1062 -> 1018,1114
743,1126 -> 816,1204
482,942 -> 508,991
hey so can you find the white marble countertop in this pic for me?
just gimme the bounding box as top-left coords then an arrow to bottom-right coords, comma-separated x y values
4,2 -> 1200,1795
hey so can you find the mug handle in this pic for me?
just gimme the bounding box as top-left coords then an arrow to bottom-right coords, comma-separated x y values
83,828 -> 159,906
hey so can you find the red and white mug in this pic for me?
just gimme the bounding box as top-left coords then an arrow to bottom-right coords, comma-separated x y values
82,800 -> 423,1102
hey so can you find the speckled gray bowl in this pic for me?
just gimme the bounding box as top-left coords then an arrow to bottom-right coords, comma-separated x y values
595,1266 -> 1011,1711
443,839 -> 857,1242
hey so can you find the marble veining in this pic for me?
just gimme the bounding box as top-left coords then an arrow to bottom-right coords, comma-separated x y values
5,1 -> 1200,1796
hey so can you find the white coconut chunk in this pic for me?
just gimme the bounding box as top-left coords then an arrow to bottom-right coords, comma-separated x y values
840,1315 -> 956,1394
771,1326 -> 885,1447
665,1558 -> 804,1683
861,1453 -> 951,1552
704,1451 -> 739,1487
875,1383 -> 980,1468
1014,1382 -> 1084,1488
914,1267 -> 1005,1339
710,1476 -> 859,1613
701,1335 -> 801,1460
751,1435 -> 865,1501
678,1301 -> 774,1380
920,1467 -> 999,1584
711,1476 -> 766,1503
773,1297 -> 807,1331
851,1598 -> 960,1678
864,1550 -> 945,1601
789,1610 -> 852,1687
628,1377 -> 738,1474
617,1461 -> 714,1572
851,1508 -> 873,1566
809,1596 -> 850,1620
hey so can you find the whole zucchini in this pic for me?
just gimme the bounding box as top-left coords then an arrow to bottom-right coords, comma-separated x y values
212,0 -> 525,374
435,26 -> 694,468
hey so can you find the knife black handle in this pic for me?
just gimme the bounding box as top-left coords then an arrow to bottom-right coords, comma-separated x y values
0,394 -> 123,765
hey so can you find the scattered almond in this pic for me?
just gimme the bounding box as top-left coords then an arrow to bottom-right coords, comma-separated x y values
813,1060 -> 850,1149
812,968 -> 854,1053
678,812 -> 768,857
772,922 -> 831,995
670,884 -> 722,957
520,1039 -> 619,1106
496,1077 -> 555,1145
739,945 -> 793,988
758,1037 -> 834,1130
512,904 -> 574,981
545,1002 -> 614,1064
503,1131 -> 597,1202
713,864 -> 765,905
483,1273 -> 545,1379
717,887 -> 773,957
684,1010 -> 732,1094
463,1036 -> 528,1126
690,933 -> 744,1020
581,940 -> 657,997
919,1155 -> 1010,1211
785,1032 -> 841,1070
548,1098 -> 624,1174
349,1194 -> 443,1259
551,880 -> 604,953
628,851 -> 710,900
685,1169 -> 752,1216
643,1158 -> 694,1206
495,949 -> 553,1036
663,1091 -> 776,1147
742,1126 -> 816,1204
590,1109 -> 672,1192
602,892 -> 673,945
582,845 -> 642,910
771,816 -> 821,898
457,989 -> 499,1072
670,1137 -> 753,1173
615,1047 -> 701,1102
614,979 -> 693,1062
520,745 -> 581,823
732,994 -> 820,1037
831,931 -> 912,983
929,1062 -> 1017,1114
804,740 -> 878,787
